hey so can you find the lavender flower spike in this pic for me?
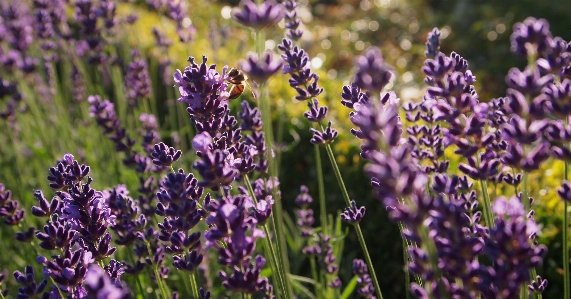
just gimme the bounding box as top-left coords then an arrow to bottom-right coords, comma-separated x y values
341,200 -> 366,224
354,47 -> 393,93
151,142 -> 182,167
239,52 -> 283,84
84,264 -> 131,299
233,0 -> 285,30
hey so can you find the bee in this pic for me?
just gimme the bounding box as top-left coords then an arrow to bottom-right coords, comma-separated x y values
227,68 -> 256,100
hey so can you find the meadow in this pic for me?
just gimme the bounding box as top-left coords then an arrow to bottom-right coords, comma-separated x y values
1,0 -> 571,298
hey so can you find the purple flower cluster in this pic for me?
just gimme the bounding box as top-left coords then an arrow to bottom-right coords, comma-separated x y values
102,185 -> 151,276
0,183 -> 26,225
278,25 -> 338,144
146,0 -> 196,43
343,19 -> 562,298
30,153 -> 127,298
175,56 -> 268,187
84,265 -> 130,299
233,0 -> 284,30
501,18 -> 571,173
73,0 -> 107,65
239,52 -> 283,84
283,0 -> 303,41
13,265 -> 48,299
88,95 -> 164,177
151,27 -> 174,86
0,2 -> 38,73
353,259 -> 376,299
204,191 -> 274,297
125,50 -> 152,107
173,54 -> 276,296
0,78 -> 24,121
353,47 -> 393,93
155,169 -> 205,273
294,185 -> 315,237
303,233 -> 341,288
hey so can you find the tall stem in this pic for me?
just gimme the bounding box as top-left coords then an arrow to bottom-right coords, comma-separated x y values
565,160 -> 570,299
314,143 -> 328,235
244,175 -> 287,298
479,179 -> 494,228
476,153 -> 494,228
310,257 -> 322,299
255,28 -> 293,297
323,143 -> 384,299
189,272 -> 199,298
398,221 -> 412,299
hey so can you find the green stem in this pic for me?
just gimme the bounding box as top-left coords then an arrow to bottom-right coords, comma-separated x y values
564,160 -> 570,299
154,267 -> 168,299
145,241 -> 169,299
314,143 -> 328,235
523,172 -> 530,212
520,171 -> 542,299
190,272 -> 199,298
323,143 -> 383,299
310,257 -> 322,299
479,179 -> 494,228
244,175 -> 287,298
258,83 -> 293,298
476,154 -> 494,228
323,144 -> 350,206
354,225 -> 384,299
398,221 -> 412,299
132,260 -> 146,298
255,25 -> 292,298
48,277 -> 68,299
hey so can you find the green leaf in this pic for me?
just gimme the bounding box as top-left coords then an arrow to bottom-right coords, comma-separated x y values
340,275 -> 359,299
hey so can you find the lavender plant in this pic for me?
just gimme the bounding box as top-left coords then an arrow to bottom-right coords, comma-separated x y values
0,0 -> 570,299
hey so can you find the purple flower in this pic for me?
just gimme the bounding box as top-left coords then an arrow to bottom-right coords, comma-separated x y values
125,50 -> 152,106
151,142 -> 182,167
341,200 -> 366,224
35,218 -> 77,250
510,17 -> 552,57
13,265 -> 47,299
283,0 -> 303,40
239,52 -> 283,84
193,132 -> 212,152
304,98 -> 328,122
194,149 -> 238,189
529,276 -> 548,293
294,186 -> 315,236
84,264 -> 131,299
302,234 -> 341,287
278,38 -> 323,101
219,255 -> 272,295
45,248 -> 92,288
0,183 -> 26,225
252,196 -> 274,226
310,121 -> 338,145
233,0 -> 284,30
239,101 -> 263,131
354,47 -> 393,93
353,259 -> 376,298
173,251 -> 203,272
174,56 -> 231,132
425,27 -> 441,58
0,78 -> 23,121
152,27 -> 173,48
